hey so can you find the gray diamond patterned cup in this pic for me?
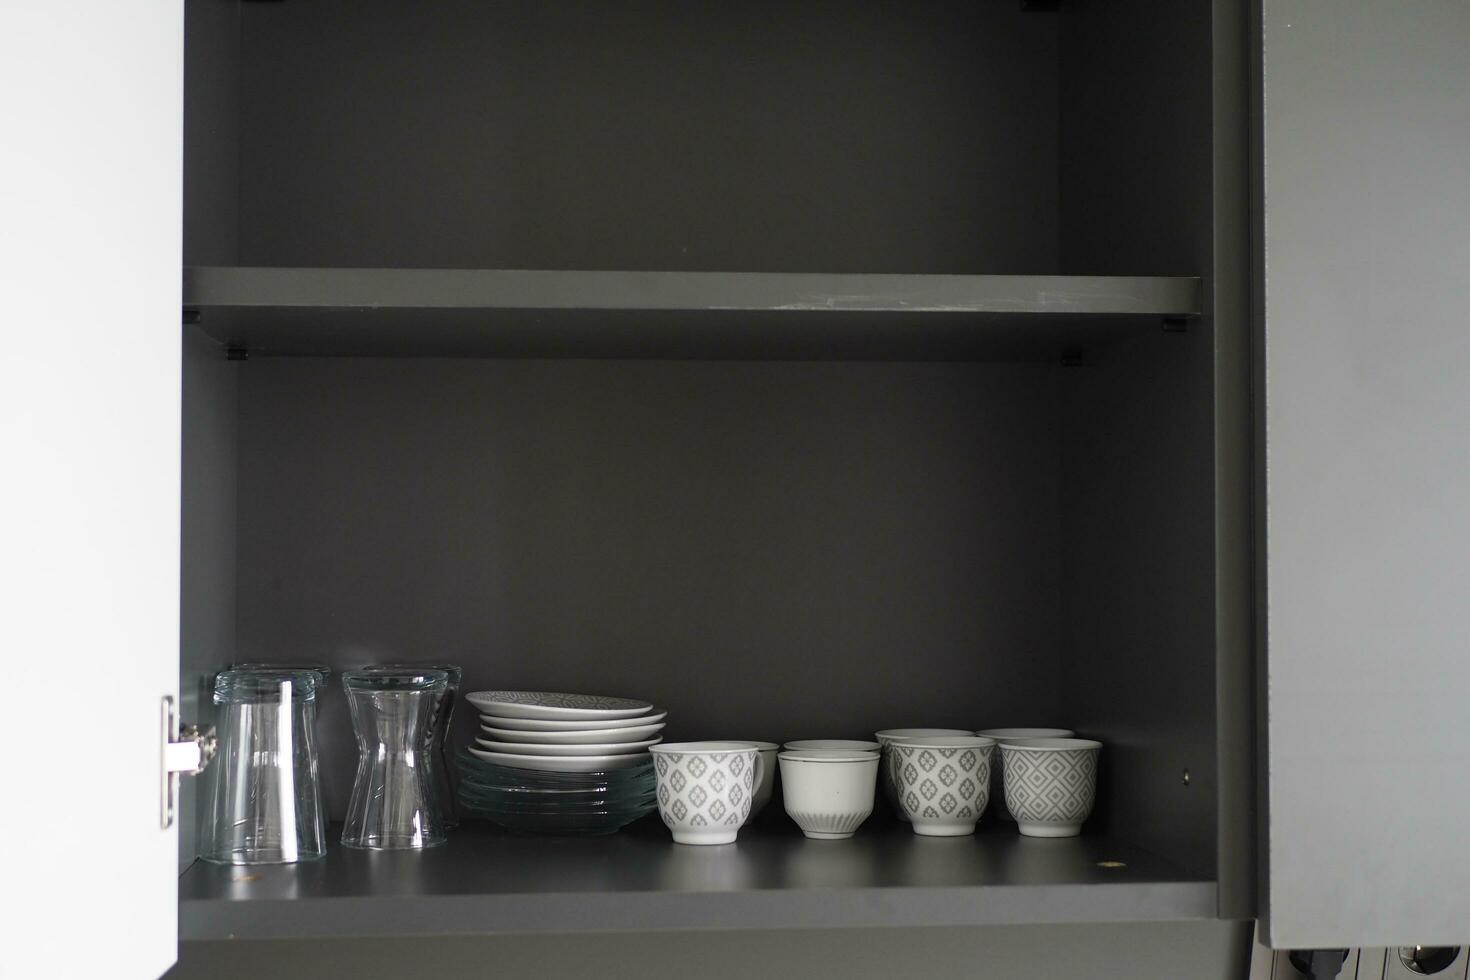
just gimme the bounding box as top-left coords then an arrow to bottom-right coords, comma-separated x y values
999,738 -> 1101,838
975,728 -> 1075,821
651,742 -> 765,845
890,736 -> 995,837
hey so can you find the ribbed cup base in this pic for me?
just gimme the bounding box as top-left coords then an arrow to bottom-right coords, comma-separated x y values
787,809 -> 872,838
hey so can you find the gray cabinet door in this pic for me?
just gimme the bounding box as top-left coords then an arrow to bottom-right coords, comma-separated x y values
1261,0 -> 1470,949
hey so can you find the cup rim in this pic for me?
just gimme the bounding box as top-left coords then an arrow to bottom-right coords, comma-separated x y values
779,750 -> 881,764
650,740 -> 761,754
999,737 -> 1101,752
783,739 -> 881,752
874,728 -> 973,742
975,727 -> 1075,741
734,741 -> 781,751
889,735 -> 996,750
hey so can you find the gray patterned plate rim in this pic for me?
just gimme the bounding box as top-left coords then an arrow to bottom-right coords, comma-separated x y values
465,690 -> 654,720
475,708 -> 669,732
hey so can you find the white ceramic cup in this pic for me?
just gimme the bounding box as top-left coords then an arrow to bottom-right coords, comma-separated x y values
999,737 -> 1101,838
974,728 -> 1076,821
890,735 -> 996,837
784,739 -> 880,753
874,729 -> 974,822
778,750 -> 879,840
651,741 -> 765,845
743,741 -> 780,818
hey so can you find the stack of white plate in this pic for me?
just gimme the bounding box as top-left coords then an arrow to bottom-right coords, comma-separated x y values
463,691 -> 666,772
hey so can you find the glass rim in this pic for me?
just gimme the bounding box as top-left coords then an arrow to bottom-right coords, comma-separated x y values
341,667 -> 449,692
357,662 -> 463,683
213,667 -> 321,702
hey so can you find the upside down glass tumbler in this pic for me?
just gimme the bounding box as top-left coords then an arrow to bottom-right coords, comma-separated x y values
341,668 -> 449,849
200,669 -> 326,864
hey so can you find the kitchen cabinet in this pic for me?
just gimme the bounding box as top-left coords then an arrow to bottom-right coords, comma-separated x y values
5,2 -> 1468,978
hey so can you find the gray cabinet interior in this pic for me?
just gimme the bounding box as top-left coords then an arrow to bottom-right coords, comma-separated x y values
179,0 -> 1253,941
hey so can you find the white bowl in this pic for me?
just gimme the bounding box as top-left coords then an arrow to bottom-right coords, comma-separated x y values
467,746 -> 652,772
473,736 -> 661,757
479,721 -> 666,745
465,691 -> 653,720
479,708 -> 668,732
784,739 -> 880,753
975,728 -> 1076,821
779,751 -> 879,839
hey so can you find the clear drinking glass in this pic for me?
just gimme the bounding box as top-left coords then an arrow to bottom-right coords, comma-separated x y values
200,669 -> 326,864
358,663 -> 462,828
341,668 -> 449,849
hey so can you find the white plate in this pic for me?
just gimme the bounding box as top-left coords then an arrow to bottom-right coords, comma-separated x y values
467,746 -> 653,772
465,690 -> 653,720
474,736 -> 661,757
479,708 -> 668,732
479,721 -> 666,745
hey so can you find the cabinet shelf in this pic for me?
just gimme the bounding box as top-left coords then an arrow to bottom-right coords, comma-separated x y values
183,267 -> 1201,360
178,821 -> 1215,939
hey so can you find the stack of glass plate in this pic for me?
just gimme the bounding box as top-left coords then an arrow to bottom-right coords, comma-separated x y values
456,747 -> 656,836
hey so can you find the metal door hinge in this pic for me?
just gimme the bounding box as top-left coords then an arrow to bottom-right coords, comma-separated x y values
161,695 -> 216,830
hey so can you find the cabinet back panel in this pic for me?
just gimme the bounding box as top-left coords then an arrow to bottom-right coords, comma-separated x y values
235,359 -> 1064,818
237,0 -> 1058,272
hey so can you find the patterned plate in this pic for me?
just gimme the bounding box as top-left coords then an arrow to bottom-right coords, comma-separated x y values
473,736 -> 662,757
479,721 -> 666,745
465,690 -> 653,720
478,708 -> 668,732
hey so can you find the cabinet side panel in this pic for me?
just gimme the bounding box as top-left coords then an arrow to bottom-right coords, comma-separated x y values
1060,329 -> 1218,878
180,325 -> 238,871
1262,0 -> 1470,947
1057,1 -> 1223,883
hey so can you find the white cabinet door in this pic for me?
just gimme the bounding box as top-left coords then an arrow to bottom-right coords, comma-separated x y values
0,3 -> 183,978
1262,0 -> 1470,949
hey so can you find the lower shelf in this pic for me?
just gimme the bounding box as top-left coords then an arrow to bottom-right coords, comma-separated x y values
179,819 -> 1217,938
